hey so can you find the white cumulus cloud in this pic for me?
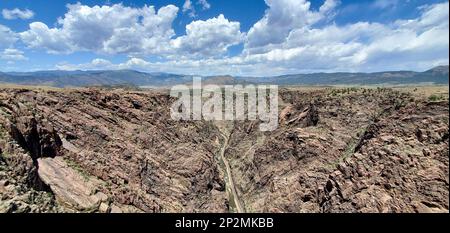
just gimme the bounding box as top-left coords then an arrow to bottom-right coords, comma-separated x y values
240,0 -> 448,74
198,0 -> 211,10
171,14 -> 244,57
6,0 -> 449,76
20,3 -> 178,55
0,24 -> 18,48
182,0 -> 211,17
2,8 -> 34,20
245,0 -> 340,53
1,48 -> 28,61
56,58 -> 113,70
182,0 -> 196,17
58,1 -> 449,76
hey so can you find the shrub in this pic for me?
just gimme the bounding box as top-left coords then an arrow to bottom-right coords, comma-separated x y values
428,95 -> 442,102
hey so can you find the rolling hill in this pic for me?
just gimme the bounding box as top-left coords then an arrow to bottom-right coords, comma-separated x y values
238,65 -> 449,86
0,66 -> 448,87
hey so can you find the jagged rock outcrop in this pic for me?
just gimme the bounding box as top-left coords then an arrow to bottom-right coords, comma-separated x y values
37,157 -> 109,211
0,134 -> 62,213
320,101 -> 449,213
1,87 -> 227,213
9,118 -> 62,161
0,87 -> 448,213
225,88 -> 448,213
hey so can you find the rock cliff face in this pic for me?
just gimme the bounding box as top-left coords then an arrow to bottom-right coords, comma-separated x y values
0,87 -> 448,213
1,88 -> 226,213
227,89 -> 448,213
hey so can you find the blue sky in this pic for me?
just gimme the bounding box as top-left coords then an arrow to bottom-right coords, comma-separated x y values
0,0 -> 448,76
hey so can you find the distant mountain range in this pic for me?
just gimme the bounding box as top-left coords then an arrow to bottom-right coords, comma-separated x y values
0,70 -> 192,87
0,66 -> 448,87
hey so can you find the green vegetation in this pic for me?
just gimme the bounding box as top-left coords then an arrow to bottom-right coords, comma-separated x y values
428,94 -> 445,102
329,87 -> 362,97
64,158 -> 91,182
394,99 -> 407,110
350,87 -> 358,92
327,134 -> 359,170
0,126 -> 7,160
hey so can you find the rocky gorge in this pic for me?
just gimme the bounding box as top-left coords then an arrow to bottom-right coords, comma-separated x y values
0,86 -> 448,213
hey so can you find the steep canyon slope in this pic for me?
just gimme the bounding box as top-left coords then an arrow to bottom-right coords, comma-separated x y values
0,87 -> 448,213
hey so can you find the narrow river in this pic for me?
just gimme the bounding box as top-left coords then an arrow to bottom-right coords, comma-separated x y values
216,123 -> 245,213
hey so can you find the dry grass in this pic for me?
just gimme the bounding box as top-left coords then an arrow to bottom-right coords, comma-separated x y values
282,85 -> 449,101
392,85 -> 449,100
0,83 -> 71,92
